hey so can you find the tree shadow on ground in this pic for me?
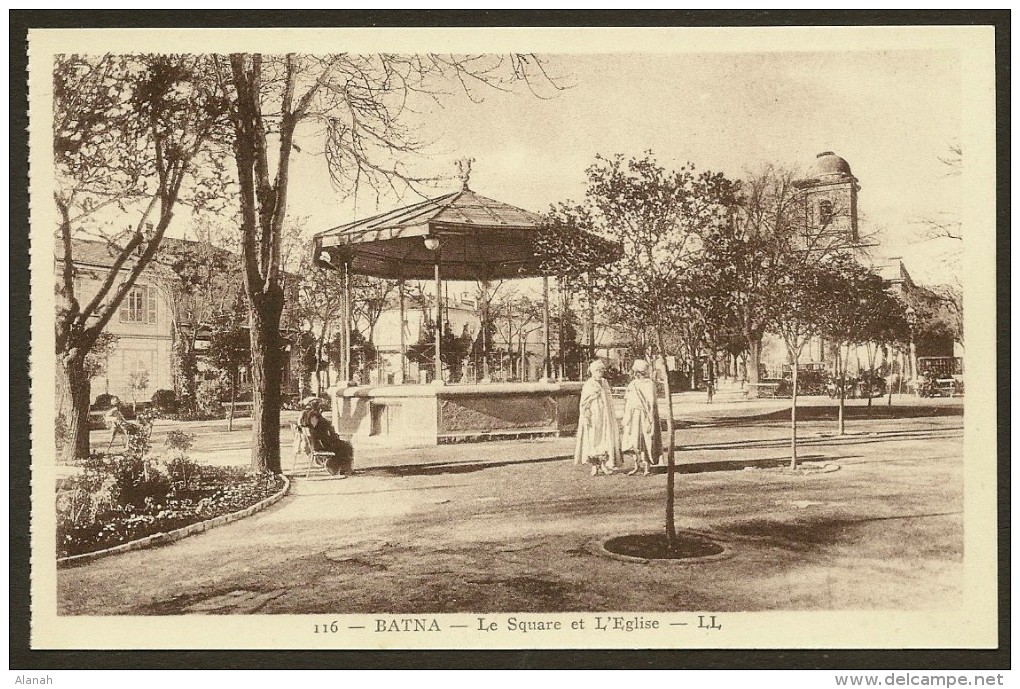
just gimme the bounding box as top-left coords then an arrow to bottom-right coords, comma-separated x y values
680,426 -> 960,453
681,403 -> 963,429
363,455 -> 566,478
356,452 -> 859,479
719,510 -> 964,552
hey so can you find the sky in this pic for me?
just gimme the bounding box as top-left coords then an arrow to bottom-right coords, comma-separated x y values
258,49 -> 963,285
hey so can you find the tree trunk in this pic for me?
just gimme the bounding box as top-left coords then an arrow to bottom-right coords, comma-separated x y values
865,346 -> 876,410
228,371 -> 237,432
888,348 -> 894,407
249,292 -> 284,475
790,355 -> 799,470
656,328 -> 679,554
837,346 -> 846,436
182,349 -> 197,410
706,358 -> 715,404
745,335 -> 763,398
58,353 -> 92,462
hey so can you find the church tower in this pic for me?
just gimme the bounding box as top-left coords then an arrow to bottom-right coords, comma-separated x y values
793,151 -> 860,244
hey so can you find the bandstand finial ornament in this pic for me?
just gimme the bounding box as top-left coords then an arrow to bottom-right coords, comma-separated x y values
456,157 -> 475,190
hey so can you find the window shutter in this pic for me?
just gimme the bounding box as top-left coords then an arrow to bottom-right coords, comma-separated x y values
146,286 -> 157,324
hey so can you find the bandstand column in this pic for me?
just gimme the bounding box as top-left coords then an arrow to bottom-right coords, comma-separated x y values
342,260 -> 352,384
434,257 -> 443,385
480,280 -> 491,382
398,278 -> 407,384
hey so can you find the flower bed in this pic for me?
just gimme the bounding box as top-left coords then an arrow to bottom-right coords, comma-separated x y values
56,441 -> 284,559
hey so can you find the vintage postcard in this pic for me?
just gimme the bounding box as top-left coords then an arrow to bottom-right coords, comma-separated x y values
28,24 -> 998,651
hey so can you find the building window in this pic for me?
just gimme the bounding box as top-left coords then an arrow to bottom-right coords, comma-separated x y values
119,284 -> 157,324
818,200 -> 834,226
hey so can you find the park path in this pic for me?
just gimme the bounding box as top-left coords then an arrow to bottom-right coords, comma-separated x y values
58,408 -> 964,616
86,389 -> 958,470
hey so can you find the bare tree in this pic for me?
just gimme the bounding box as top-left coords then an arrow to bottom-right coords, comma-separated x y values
54,54 -> 227,460
215,53 -> 558,472
701,165 -> 864,398
490,289 -> 545,381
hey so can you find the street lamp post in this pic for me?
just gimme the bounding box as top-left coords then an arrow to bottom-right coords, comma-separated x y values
905,305 -> 917,396
424,236 -> 443,385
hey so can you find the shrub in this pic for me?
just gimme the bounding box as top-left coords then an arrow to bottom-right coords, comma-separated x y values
125,413 -> 153,459
196,379 -> 228,416
92,393 -> 114,409
151,389 -> 178,413
165,429 -> 196,452
164,452 -> 203,491
110,454 -> 171,509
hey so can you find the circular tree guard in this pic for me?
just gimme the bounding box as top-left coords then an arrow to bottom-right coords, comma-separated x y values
599,531 -> 730,563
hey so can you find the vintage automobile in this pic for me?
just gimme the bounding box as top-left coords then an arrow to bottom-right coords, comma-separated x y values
774,364 -> 829,398
916,357 -> 964,398
826,371 -> 888,399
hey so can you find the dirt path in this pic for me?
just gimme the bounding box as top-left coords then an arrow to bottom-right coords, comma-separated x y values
59,416 -> 963,615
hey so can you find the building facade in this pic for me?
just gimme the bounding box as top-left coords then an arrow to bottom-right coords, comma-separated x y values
58,238 -> 301,407
59,239 -> 177,405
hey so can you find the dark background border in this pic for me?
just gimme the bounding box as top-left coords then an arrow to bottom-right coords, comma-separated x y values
9,9 -> 1010,671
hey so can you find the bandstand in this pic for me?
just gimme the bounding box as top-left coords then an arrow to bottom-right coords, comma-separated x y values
312,181 -> 617,446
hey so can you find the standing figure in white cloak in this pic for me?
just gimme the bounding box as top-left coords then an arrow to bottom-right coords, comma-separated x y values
621,359 -> 662,475
574,359 -> 622,476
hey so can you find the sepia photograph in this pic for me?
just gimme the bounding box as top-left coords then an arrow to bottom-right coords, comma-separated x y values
25,21 -> 1000,654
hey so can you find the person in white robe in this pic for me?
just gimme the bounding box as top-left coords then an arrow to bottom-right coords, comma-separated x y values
621,359 -> 662,475
574,359 -> 622,476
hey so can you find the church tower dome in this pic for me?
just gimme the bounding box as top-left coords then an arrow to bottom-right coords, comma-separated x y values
794,151 -> 860,243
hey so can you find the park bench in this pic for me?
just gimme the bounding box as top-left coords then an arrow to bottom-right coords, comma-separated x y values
744,382 -> 781,399
220,401 -> 255,416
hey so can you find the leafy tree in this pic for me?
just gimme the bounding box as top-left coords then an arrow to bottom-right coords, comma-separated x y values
406,316 -> 471,383
293,329 -> 319,398
157,227 -> 241,407
674,265 -> 743,399
470,315 -> 500,381
543,152 -> 737,554
293,255 -> 345,393
695,167 -> 800,398
467,280 -> 508,382
127,369 -> 151,415
902,285 -> 960,362
53,54 -> 228,460
815,256 -> 903,432
930,284 -> 964,352
550,304 -> 586,381
324,329 -> 377,385
700,164 -> 869,399
206,304 -> 252,431
772,260 -> 838,469
214,53 -> 555,473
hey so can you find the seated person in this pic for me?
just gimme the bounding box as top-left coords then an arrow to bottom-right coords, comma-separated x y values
298,396 -> 354,477
104,397 -> 138,450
